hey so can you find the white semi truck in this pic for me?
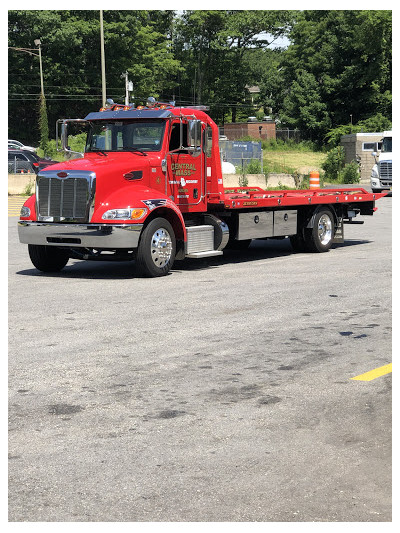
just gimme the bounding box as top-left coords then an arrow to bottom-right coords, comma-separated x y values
371,131 -> 392,193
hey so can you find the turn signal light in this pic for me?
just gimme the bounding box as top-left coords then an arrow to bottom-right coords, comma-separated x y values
130,208 -> 147,219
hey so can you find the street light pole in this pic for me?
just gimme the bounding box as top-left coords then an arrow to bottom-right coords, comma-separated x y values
9,42 -> 44,96
34,39 -> 44,97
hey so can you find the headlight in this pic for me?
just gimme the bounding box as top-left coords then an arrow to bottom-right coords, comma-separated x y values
102,208 -> 147,220
20,206 -> 30,217
371,167 -> 379,179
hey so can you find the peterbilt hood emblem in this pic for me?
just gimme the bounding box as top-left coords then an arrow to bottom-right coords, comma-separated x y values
57,171 -> 69,178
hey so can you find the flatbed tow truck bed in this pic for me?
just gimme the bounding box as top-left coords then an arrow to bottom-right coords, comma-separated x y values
208,187 -> 387,209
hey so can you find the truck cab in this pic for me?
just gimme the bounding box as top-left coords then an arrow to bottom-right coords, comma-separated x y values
18,99 -> 228,276
371,131 -> 392,193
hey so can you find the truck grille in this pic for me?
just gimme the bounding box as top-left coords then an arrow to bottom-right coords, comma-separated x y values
37,170 -> 96,222
380,161 -> 392,180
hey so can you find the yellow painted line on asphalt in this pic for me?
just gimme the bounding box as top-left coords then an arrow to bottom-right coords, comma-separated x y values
351,363 -> 392,381
8,196 -> 28,217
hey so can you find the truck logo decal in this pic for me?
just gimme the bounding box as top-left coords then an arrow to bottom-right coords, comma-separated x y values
171,163 -> 197,176
142,199 -> 167,210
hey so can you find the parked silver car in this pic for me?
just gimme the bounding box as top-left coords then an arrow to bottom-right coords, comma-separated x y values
8,139 -> 37,153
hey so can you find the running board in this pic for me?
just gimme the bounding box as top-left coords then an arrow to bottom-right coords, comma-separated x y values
186,250 -> 223,259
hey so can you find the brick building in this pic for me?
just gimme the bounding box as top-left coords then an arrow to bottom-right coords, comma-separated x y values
222,120 -> 276,141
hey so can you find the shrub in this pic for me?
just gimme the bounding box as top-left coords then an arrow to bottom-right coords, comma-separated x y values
244,159 -> 262,174
321,146 -> 345,182
341,161 -> 360,184
22,180 -> 35,196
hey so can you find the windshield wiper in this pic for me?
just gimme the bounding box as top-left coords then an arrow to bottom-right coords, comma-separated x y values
122,148 -> 148,156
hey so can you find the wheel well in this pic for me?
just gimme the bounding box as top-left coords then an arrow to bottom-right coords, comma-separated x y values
303,205 -> 339,229
143,208 -> 185,252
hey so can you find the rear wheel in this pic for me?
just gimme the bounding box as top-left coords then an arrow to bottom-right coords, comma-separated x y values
28,245 -> 69,272
136,218 -> 176,277
304,209 -> 335,252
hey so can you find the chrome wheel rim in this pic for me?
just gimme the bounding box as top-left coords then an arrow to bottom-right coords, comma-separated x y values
150,228 -> 173,267
318,214 -> 333,245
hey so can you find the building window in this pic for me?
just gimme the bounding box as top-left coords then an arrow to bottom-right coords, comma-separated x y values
362,141 -> 382,152
362,142 -> 377,151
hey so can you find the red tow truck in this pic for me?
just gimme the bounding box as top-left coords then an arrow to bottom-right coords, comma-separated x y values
18,98 -> 387,277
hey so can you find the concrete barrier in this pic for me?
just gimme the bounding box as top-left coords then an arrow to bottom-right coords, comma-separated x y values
223,173 -> 296,189
10,171 -> 366,196
8,173 -> 36,195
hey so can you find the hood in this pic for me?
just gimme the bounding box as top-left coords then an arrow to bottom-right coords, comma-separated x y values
41,152 -> 164,212
379,153 -> 392,163
43,152 -> 158,179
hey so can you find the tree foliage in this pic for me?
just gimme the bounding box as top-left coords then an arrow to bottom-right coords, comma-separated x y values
278,10 -> 392,143
8,10 -> 180,142
8,9 -> 391,147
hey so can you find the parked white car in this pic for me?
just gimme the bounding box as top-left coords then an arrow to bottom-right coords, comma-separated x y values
8,139 -> 37,153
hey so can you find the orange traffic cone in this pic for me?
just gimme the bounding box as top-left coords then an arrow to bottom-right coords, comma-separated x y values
309,171 -> 320,189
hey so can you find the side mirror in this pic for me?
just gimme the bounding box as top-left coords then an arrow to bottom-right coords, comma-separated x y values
371,151 -> 377,157
187,120 -> 202,151
56,118 -> 88,154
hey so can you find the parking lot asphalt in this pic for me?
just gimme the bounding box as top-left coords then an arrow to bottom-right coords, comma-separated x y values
8,194 -> 392,522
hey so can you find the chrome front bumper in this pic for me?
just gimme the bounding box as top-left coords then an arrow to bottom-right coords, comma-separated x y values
18,221 -> 143,249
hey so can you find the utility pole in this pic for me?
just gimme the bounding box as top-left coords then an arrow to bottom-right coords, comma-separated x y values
100,10 -> 107,107
121,71 -> 133,106
121,71 -> 129,105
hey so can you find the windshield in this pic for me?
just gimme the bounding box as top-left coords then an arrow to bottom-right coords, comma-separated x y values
382,137 -> 392,153
86,120 -> 165,152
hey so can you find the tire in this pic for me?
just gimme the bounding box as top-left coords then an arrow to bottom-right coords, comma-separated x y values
304,209 -> 335,253
136,217 -> 176,277
28,245 -> 69,272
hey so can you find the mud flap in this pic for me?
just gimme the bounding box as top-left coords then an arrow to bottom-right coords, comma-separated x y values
333,218 -> 344,244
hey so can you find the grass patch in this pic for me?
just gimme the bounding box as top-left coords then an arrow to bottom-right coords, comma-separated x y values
263,151 -> 326,175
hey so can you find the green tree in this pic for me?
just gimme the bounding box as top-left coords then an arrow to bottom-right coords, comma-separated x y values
38,94 -> 49,155
8,10 -> 181,143
280,70 -> 331,142
172,10 -> 294,122
279,10 -> 391,142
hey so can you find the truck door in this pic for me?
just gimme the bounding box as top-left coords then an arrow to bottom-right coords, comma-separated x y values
166,120 -> 206,212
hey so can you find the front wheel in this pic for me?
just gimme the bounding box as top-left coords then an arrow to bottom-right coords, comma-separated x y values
304,209 -> 335,253
28,245 -> 69,272
136,218 -> 176,277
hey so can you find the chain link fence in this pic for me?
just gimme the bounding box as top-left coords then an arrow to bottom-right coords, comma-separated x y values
275,129 -> 304,142
219,140 -> 263,173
